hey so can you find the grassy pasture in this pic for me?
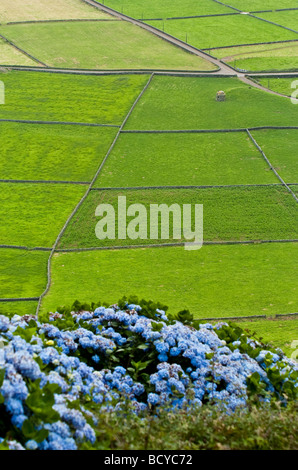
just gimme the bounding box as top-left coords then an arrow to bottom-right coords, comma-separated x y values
40,242 -> 298,318
0,300 -> 38,316
219,0 -> 298,11
239,317 -> 298,357
0,38 -> 39,66
0,0 -> 113,23
145,15 -> 297,49
213,41 -> 298,72
256,10 -> 298,31
251,129 -> 298,183
257,77 -> 298,96
94,131 -> 278,187
97,0 -> 234,18
0,71 -> 149,124
0,249 -> 48,299
125,76 -> 298,130
0,183 -> 86,247
0,21 -> 216,70
58,186 -> 298,249
0,122 -> 118,182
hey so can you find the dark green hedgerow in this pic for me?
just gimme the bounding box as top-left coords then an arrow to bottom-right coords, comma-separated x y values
79,400 -> 298,450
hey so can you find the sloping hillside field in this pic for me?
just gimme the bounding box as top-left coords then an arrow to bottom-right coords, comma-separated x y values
0,0 -> 296,334
0,0 -> 298,454
1,70 -> 296,329
0,0 -> 297,451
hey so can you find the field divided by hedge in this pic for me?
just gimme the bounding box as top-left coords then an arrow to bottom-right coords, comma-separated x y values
256,10 -> 298,32
0,38 -> 39,66
0,21 -> 216,71
250,129 -> 298,183
144,15 -> 298,50
96,0 -> 298,18
97,0 -> 298,73
0,71 -> 296,327
95,0 -> 234,19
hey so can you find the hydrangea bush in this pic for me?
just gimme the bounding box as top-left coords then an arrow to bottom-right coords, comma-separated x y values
0,296 -> 297,450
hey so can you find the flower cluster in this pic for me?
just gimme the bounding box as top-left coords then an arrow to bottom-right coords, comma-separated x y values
0,302 -> 297,450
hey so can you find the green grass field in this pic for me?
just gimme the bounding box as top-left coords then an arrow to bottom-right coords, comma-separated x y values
124,76 -> 298,130
0,71 -> 149,123
256,77 -> 297,96
58,186 -> 297,248
145,15 -> 297,49
0,122 -> 118,182
0,0 -> 296,357
239,317 -> 298,357
96,0 -> 234,18
0,38 -> 39,66
0,300 -> 38,316
0,183 -> 86,247
256,10 -> 298,31
213,42 -> 298,72
93,131 -> 278,187
0,21 -> 216,70
220,0 -> 298,11
0,71 -> 296,329
250,129 -> 298,183
0,249 -> 48,299
40,242 -> 298,318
